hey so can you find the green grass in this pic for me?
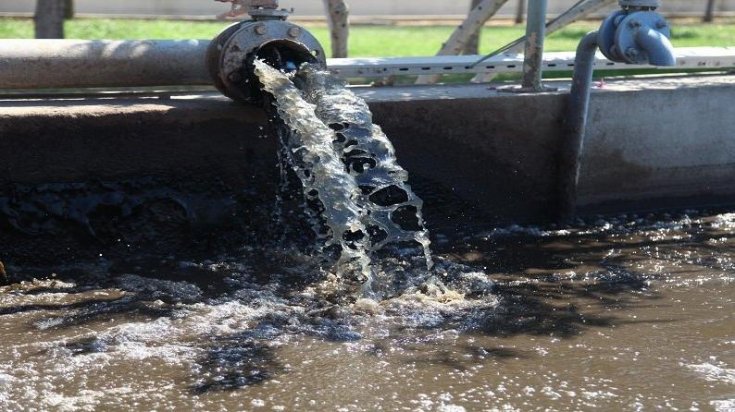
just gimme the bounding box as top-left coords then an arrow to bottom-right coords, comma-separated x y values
1,18 -> 734,56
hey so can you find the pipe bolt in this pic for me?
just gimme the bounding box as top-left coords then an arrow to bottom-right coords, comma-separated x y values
228,72 -> 242,82
628,19 -> 641,29
254,24 -> 267,35
625,47 -> 640,58
288,27 -> 301,38
655,20 -> 668,29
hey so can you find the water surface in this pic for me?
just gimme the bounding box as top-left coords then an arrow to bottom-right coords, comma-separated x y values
1,211 -> 733,411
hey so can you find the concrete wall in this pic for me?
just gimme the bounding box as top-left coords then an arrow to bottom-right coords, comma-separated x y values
2,0 -> 732,17
578,76 -> 735,210
1,75 -> 734,260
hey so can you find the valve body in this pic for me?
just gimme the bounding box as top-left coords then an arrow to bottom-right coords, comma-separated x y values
598,1 -> 675,66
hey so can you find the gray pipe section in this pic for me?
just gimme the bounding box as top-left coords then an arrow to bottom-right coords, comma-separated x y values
0,39 -> 211,89
558,31 -> 599,222
636,27 -> 676,66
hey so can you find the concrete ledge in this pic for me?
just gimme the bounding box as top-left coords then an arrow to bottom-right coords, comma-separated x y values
1,74 -> 734,260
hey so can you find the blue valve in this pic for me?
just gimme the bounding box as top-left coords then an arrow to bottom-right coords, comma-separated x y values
597,0 -> 675,66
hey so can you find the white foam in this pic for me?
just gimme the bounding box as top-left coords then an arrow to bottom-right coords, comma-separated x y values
437,405 -> 467,412
687,362 -> 735,384
711,399 -> 735,412
0,373 -> 14,386
43,390 -> 104,412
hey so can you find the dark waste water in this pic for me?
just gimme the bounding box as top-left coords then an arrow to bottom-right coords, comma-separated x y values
1,211 -> 734,411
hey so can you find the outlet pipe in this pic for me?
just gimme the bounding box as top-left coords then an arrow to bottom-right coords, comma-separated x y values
557,0 -> 676,221
0,39 -> 211,89
557,32 -> 603,222
0,0 -> 325,101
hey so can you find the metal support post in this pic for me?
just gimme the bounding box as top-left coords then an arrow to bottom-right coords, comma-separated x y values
521,0 -> 549,91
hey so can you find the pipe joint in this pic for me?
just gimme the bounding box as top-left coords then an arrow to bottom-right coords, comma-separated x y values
207,19 -> 326,104
598,8 -> 675,66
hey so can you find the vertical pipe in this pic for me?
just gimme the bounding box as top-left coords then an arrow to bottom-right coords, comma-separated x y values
521,0 -> 548,90
558,31 -> 599,222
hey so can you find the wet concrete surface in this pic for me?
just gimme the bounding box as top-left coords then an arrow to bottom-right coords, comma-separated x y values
3,75 -> 735,226
1,210 -> 734,411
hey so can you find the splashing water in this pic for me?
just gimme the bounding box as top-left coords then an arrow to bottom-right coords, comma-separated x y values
254,60 -> 433,293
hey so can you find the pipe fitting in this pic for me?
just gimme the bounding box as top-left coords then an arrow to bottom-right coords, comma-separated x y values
598,8 -> 675,66
207,19 -> 326,104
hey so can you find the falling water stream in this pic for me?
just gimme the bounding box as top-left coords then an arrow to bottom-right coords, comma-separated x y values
254,60 -> 433,297
0,64 -> 733,411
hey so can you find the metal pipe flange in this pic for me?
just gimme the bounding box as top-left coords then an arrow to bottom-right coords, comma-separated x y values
207,20 -> 326,104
